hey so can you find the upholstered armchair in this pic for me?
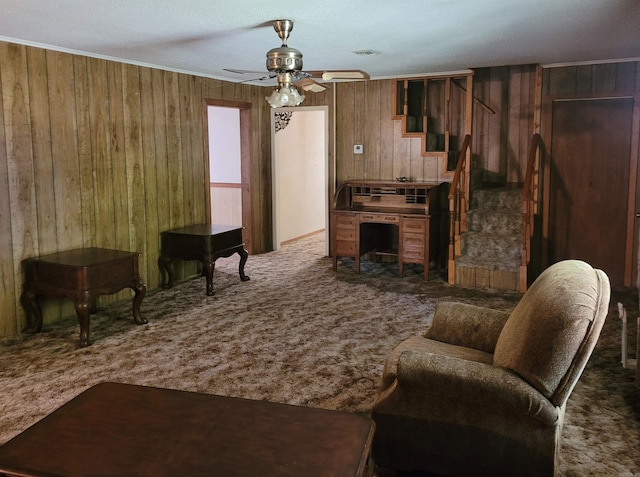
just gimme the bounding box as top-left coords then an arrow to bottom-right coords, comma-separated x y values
372,260 -> 611,477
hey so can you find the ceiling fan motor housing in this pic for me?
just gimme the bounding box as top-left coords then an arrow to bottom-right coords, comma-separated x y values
266,46 -> 303,73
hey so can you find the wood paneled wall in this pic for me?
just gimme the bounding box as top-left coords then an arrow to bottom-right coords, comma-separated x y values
333,68 -> 538,187
2,35 -> 637,338
472,65 -> 538,184
0,40 -> 283,337
0,47 -> 549,338
335,79 -> 436,183
543,61 -> 640,96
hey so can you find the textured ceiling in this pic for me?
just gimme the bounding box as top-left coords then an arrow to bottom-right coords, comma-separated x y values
1,0 -> 639,85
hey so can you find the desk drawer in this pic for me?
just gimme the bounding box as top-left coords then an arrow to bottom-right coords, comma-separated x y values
335,214 -> 357,229
359,213 -> 400,224
335,229 -> 356,241
402,232 -> 425,261
335,241 -> 357,255
402,248 -> 425,261
402,218 -> 426,233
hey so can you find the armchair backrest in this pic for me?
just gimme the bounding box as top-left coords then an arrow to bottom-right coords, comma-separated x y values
493,260 -> 610,407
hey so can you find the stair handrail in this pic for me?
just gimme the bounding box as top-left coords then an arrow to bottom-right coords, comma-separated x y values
448,134 -> 472,285
519,133 -> 542,292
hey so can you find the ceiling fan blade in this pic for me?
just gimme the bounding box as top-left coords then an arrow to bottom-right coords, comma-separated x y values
223,68 -> 266,75
322,70 -> 370,81
295,78 -> 327,93
305,70 -> 370,81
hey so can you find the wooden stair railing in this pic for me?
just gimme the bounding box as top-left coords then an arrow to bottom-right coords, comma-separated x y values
519,133 -> 542,293
447,134 -> 472,285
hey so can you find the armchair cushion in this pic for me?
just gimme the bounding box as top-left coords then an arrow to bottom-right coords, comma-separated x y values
381,335 -> 493,389
493,260 -> 610,405
426,302 -> 510,353
393,350 -> 560,426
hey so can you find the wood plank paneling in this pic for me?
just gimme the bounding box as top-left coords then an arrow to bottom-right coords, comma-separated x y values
0,39 -> 275,337
28,48 -> 56,255
378,80 -> 395,180
48,50 -> 82,252
73,56 -> 95,247
0,45 -> 17,336
1,43 -> 38,333
123,64 -> 147,272
88,57 -> 116,250
107,61 -> 129,253
363,79 -> 380,180
139,67 -> 161,288
336,82 -> 356,181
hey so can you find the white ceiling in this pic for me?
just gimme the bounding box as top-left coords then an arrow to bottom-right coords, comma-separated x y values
1,0 -> 639,86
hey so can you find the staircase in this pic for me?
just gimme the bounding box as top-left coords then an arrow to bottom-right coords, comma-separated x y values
453,187 -> 523,291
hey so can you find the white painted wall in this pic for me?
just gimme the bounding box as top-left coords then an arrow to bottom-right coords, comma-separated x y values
272,108 -> 328,248
208,106 -> 241,183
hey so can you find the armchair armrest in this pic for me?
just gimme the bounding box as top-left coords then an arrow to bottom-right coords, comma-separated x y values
393,350 -> 560,426
426,302 -> 510,353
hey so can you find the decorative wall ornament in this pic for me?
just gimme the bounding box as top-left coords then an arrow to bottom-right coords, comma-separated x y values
274,111 -> 293,132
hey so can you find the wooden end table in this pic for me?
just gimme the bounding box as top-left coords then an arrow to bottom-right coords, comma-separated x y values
159,224 -> 249,296
21,248 -> 147,347
0,382 -> 375,477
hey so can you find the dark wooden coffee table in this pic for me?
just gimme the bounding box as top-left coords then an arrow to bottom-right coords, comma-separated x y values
159,224 -> 249,296
21,248 -> 147,347
0,382 -> 375,477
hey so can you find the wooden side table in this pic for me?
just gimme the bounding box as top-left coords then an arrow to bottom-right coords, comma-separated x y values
159,224 -> 249,296
21,248 -> 147,347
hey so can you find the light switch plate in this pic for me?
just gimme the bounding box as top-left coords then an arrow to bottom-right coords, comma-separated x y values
354,144 -> 363,154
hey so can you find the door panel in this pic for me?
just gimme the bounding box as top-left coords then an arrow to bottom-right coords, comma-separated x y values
549,98 -> 634,286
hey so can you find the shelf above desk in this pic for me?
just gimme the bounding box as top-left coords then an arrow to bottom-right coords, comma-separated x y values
334,180 -> 442,215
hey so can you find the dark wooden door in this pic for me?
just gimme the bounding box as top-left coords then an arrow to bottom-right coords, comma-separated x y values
549,97 -> 634,286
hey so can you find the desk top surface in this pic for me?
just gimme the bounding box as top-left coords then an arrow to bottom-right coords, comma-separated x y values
341,179 -> 442,188
336,205 -> 428,216
0,382 -> 374,477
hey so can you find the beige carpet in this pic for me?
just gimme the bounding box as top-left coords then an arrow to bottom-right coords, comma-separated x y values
1,232 -> 639,476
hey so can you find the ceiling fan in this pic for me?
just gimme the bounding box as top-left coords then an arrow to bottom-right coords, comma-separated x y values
225,19 -> 369,107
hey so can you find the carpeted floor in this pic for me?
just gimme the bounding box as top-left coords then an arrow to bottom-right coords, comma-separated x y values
1,232 -> 639,476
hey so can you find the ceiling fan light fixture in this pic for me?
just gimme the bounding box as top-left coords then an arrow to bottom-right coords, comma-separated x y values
266,85 -> 305,108
266,71 -> 305,108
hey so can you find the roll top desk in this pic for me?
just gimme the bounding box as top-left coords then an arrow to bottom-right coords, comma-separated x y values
330,180 -> 446,280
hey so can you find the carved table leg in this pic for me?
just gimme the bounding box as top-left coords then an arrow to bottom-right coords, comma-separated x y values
132,279 -> 148,325
204,261 -> 215,296
158,256 -> 175,289
21,287 -> 43,334
238,247 -> 250,282
75,299 -> 92,348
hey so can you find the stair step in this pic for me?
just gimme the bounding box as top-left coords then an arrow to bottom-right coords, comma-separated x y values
454,255 -> 520,272
454,261 -> 519,290
460,231 -> 521,261
471,188 -> 521,211
467,209 -> 522,234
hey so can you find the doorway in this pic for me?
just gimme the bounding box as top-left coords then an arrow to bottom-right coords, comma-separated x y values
548,97 -> 635,286
204,99 -> 252,253
271,107 -> 329,253
208,106 -> 242,226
